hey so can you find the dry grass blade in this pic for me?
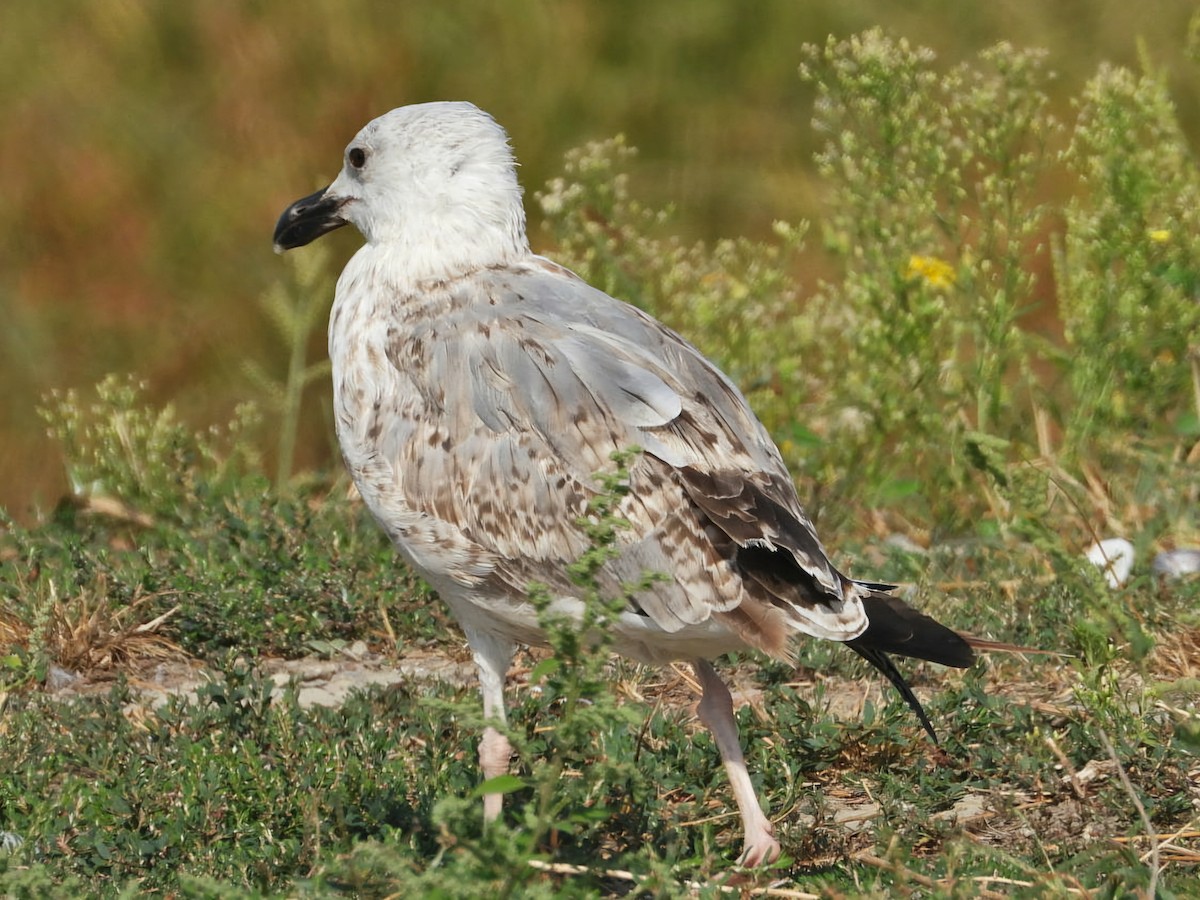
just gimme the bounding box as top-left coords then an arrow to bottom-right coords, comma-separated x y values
1097,729 -> 1159,900
2,581 -> 189,676
525,858 -> 820,897
855,849 -> 1105,898
1112,822 -> 1200,865
854,850 -> 1007,900
52,591 -> 185,673
1045,735 -> 1088,800
0,607 -> 25,649
1154,847 -> 1200,863
1111,830 -> 1200,843
1151,625 -> 1200,680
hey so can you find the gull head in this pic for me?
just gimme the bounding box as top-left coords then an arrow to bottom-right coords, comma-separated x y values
274,101 -> 529,277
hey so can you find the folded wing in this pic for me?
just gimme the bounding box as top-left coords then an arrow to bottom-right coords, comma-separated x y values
376,262 -> 868,645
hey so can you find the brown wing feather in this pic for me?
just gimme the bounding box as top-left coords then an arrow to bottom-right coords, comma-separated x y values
370,263 -> 867,642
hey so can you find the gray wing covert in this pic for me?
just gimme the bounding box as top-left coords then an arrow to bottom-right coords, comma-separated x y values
380,264 -> 866,642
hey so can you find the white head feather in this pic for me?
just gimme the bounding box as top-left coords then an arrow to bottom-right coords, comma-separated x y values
326,101 -> 529,280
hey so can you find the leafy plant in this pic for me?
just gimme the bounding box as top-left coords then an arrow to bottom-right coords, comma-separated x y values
794,32 -> 1060,530
37,375 -> 262,519
1059,62 -> 1200,447
244,245 -> 335,492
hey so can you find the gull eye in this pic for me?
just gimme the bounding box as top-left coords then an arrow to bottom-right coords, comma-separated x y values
348,147 -> 367,169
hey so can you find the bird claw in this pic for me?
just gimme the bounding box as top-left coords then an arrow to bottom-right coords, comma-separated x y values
736,830 -> 781,867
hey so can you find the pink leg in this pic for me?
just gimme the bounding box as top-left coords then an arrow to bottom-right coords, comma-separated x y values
479,725 -> 512,822
693,658 -> 781,866
465,625 -> 516,823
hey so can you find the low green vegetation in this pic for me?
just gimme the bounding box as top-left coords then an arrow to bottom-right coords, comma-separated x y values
2,31 -> 1199,898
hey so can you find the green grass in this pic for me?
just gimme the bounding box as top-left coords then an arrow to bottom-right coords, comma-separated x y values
2,549 -> 1197,896
3,26 -> 1200,899
2,480 -> 1199,895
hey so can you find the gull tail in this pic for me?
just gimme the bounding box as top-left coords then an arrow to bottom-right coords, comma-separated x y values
844,588 -> 1046,744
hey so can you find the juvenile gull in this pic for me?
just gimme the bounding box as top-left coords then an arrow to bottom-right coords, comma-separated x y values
274,101 -> 1001,866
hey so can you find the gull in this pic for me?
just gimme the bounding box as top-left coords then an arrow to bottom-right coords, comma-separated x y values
274,101 -> 1005,866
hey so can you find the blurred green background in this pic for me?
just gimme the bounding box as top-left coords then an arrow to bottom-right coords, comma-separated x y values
3,0 -> 1198,518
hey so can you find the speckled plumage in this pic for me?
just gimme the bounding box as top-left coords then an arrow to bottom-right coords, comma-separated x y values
330,253 -> 872,660
274,101 -> 981,866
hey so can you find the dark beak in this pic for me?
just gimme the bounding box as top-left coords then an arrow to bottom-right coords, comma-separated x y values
273,185 -> 348,253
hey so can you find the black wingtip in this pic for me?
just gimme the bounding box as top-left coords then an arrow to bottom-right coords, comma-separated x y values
848,644 -> 941,744
842,586 -> 984,743
852,590 -> 976,668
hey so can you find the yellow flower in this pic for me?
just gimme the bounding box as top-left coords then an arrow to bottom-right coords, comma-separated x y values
904,254 -> 956,290
1148,229 -> 1172,244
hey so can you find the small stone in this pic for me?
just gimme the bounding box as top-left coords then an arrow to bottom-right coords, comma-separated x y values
932,793 -> 990,824
830,799 -> 881,831
46,665 -> 80,690
1085,538 -> 1135,588
884,533 -> 927,555
1065,758 -> 1115,791
298,686 -> 340,708
298,661 -> 339,683
1152,549 -> 1200,580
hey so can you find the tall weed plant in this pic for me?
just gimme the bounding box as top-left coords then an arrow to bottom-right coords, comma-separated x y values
38,374 -> 262,520
798,34 -> 1056,530
541,30 -> 1198,557
1060,63 -> 1200,447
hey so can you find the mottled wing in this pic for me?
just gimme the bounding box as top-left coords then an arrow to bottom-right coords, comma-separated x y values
376,260 -> 867,645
